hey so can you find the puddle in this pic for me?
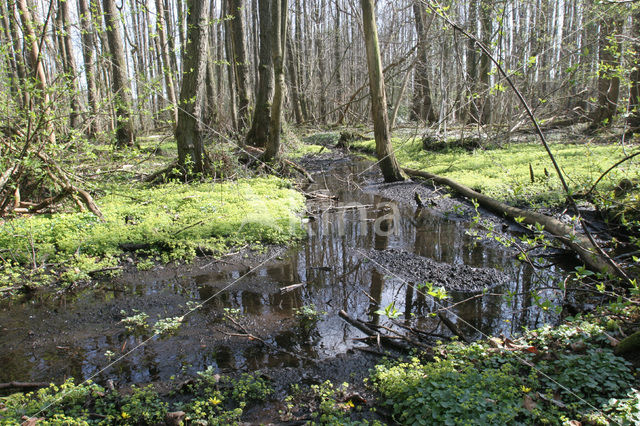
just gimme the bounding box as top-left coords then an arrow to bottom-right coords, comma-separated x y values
0,157 -> 567,386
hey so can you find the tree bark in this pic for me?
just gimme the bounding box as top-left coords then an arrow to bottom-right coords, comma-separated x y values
175,0 -> 210,174
411,1 -> 436,124
478,0 -> 492,124
102,0 -> 135,147
628,10 -> 640,132
77,0 -> 101,135
590,16 -> 622,129
58,0 -> 82,130
17,0 -> 56,145
228,0 -> 251,130
286,36 -> 304,124
155,0 -> 179,126
465,0 -> 479,124
360,0 -> 405,182
0,1 -> 26,106
263,0 -> 287,161
246,0 -> 273,147
223,0 -> 238,131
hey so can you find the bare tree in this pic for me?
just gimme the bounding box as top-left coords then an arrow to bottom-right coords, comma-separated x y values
263,0 -> 287,161
228,0 -> 251,130
411,0 -> 436,124
175,0 -> 210,175
246,0 -> 273,147
17,0 -> 56,145
155,0 -> 179,126
77,0 -> 100,135
57,0 -> 82,130
360,0 -> 405,182
628,10 -> 640,132
102,0 -> 136,147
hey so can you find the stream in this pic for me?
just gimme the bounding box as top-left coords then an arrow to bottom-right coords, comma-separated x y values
0,154 -> 569,387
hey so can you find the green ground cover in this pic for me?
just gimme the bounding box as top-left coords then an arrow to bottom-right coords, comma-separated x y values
3,315 -> 636,425
352,137 -> 640,207
0,176 -> 305,291
371,317 -> 639,425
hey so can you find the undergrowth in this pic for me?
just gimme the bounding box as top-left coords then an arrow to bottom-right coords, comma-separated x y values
351,138 -> 639,208
0,176 -> 305,292
0,371 -> 274,425
370,317 -> 639,425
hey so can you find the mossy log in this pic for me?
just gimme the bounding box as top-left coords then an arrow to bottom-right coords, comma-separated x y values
614,329 -> 640,357
404,168 -> 616,277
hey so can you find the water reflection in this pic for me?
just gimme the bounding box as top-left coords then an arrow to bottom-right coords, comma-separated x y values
0,158 -> 564,385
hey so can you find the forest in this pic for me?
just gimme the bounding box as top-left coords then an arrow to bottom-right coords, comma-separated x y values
0,0 -> 640,424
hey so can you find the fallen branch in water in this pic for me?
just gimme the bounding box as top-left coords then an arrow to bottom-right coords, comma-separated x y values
339,309 -> 434,357
404,167 -> 620,279
0,381 -> 51,391
437,312 -> 470,343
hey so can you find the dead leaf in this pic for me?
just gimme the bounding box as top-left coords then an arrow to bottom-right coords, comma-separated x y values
568,420 -> 581,426
165,411 -> 186,426
21,416 -> 43,426
570,340 -> 586,353
523,394 -> 537,411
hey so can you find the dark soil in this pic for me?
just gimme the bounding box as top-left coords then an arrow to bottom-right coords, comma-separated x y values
362,248 -> 508,292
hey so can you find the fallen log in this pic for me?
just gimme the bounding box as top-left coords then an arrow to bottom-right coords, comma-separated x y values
339,310 -> 432,356
437,312 -> 470,343
0,381 -> 50,391
404,168 -> 616,277
614,329 -> 640,358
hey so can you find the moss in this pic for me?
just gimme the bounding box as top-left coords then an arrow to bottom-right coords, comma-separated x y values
0,176 -> 305,291
352,138 -> 640,206
287,143 -> 325,159
615,329 -> 640,356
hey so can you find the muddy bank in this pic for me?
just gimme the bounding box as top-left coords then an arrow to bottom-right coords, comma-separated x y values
362,248 -> 507,292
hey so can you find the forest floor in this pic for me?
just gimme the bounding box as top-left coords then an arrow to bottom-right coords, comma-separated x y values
0,129 -> 639,424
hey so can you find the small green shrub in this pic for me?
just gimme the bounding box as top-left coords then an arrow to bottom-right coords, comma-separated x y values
223,373 -> 273,403
370,319 -> 636,425
371,358 -> 527,425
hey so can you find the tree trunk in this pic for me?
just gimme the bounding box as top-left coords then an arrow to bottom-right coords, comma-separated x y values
465,0 -> 479,124
102,0 -> 135,147
263,0 -> 287,161
175,0 -> 210,174
203,0 -> 218,128
590,16 -> 622,129
223,0 -> 238,131
58,0 -> 82,130
334,1 -> 342,117
478,0 -> 492,124
228,0 -> 251,130
411,1 -> 436,124
155,0 -> 179,126
77,0 -> 100,136
629,12 -> 640,132
360,0 -> 405,183
0,1 -> 26,106
246,0 -> 273,147
17,0 -> 56,145
286,36 -> 304,124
